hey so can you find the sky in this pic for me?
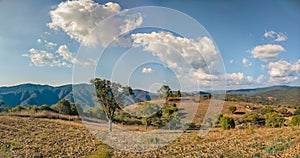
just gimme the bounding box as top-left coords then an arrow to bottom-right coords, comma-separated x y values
0,0 -> 300,91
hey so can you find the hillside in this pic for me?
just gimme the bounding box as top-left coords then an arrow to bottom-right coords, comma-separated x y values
226,86 -> 300,106
0,84 -> 154,107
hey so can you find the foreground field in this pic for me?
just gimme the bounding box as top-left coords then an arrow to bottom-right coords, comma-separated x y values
1,116 -> 300,157
0,116 -> 99,157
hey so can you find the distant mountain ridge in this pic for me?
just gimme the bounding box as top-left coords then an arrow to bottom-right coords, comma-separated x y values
226,85 -> 296,95
226,85 -> 300,106
0,83 -> 155,107
0,84 -> 299,107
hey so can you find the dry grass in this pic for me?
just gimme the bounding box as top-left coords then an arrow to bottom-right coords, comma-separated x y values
0,116 -> 98,157
0,111 -> 80,121
1,99 -> 300,157
1,115 -> 300,157
113,127 -> 300,157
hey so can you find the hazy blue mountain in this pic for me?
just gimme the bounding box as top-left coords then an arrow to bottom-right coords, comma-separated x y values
226,85 -> 294,95
0,83 -> 154,107
1,83 -> 299,107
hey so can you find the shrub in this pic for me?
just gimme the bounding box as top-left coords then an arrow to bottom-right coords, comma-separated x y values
265,112 -> 285,128
228,106 -> 237,114
220,116 -> 235,130
28,105 -> 39,112
243,112 -> 259,123
84,107 -> 106,119
52,99 -> 72,115
260,106 -> 274,115
278,107 -> 288,114
216,114 -> 223,124
11,105 -> 26,112
291,116 -> 300,126
39,104 -> 52,111
294,108 -> 300,116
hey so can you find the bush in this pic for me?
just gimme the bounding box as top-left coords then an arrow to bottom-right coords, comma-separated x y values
291,116 -> 300,126
39,104 -> 52,111
11,105 -> 26,112
220,116 -> 235,130
260,106 -> 274,115
52,99 -> 72,115
228,106 -> 237,114
84,107 -> 106,119
265,112 -> 285,128
278,107 -> 288,114
243,112 -> 259,123
216,114 -> 223,124
28,105 -> 39,112
294,108 -> 300,116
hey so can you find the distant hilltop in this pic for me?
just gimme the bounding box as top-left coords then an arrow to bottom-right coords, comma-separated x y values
0,83 -> 299,107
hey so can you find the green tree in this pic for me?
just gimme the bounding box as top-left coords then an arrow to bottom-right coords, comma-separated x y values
91,78 -> 131,131
243,112 -> 259,123
228,106 -> 237,114
260,106 -> 274,115
157,85 -> 172,99
220,116 -> 235,130
162,103 -> 178,129
291,116 -> 300,126
52,99 -> 72,115
70,103 -> 81,116
265,112 -> 285,128
174,90 -> 181,97
136,103 -> 160,130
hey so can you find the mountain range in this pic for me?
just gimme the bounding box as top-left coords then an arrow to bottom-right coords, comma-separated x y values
0,84 -> 299,107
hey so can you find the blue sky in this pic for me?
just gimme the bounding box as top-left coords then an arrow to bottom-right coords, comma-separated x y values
0,0 -> 299,91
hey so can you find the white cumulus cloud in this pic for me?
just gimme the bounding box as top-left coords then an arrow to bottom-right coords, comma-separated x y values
45,41 -> 57,48
48,0 -> 142,46
268,59 -> 300,84
250,44 -> 285,62
22,48 -> 68,67
142,67 -> 154,74
37,39 -> 42,44
264,30 -> 288,42
131,31 -> 226,89
56,45 -> 77,63
23,45 -> 96,68
242,58 -> 252,67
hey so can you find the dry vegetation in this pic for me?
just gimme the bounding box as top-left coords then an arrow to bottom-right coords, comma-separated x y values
1,99 -> 300,157
0,116 -> 99,157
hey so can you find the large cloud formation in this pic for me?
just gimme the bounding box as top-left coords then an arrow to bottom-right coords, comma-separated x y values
24,0 -> 142,68
131,31 -> 263,88
131,32 -> 219,85
48,0 -> 142,46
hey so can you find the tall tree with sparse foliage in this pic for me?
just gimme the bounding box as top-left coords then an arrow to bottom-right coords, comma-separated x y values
158,85 -> 172,99
91,78 -> 132,131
